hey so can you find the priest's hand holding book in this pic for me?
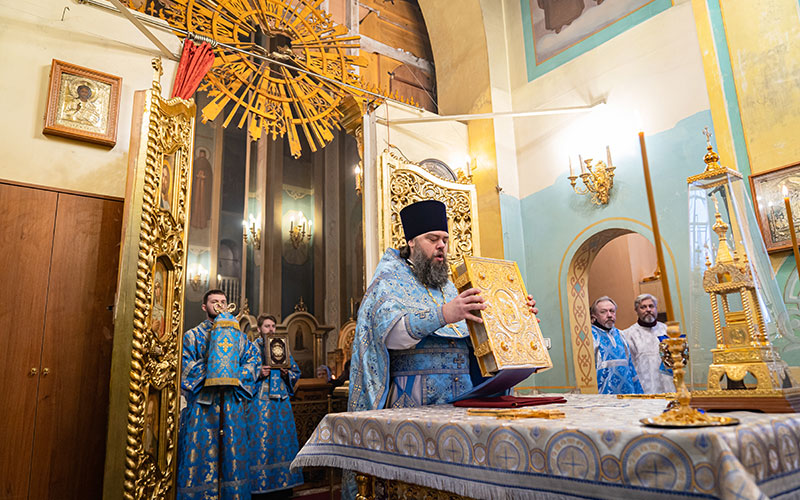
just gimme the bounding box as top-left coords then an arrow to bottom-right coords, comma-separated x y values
442,288 -> 539,324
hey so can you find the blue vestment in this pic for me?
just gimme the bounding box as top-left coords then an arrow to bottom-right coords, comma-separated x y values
344,249 -> 473,499
348,248 -> 471,411
177,318 -> 260,500
248,339 -> 304,494
591,324 -> 643,395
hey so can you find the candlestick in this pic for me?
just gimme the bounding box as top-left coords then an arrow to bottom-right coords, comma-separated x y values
569,156 -> 574,177
578,155 -> 585,174
606,145 -> 613,167
783,186 -> 800,283
639,132 -> 675,322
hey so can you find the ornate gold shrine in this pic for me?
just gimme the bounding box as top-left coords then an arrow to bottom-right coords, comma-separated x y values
378,150 -> 480,264
452,256 -> 552,377
103,59 -> 196,499
687,137 -> 800,413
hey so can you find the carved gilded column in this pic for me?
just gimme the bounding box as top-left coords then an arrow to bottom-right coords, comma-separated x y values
104,59 -> 196,499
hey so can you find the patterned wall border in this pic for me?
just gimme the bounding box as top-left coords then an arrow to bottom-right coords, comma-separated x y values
557,218 -> 685,393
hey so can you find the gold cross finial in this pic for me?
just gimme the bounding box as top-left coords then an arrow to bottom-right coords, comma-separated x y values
151,57 -> 163,92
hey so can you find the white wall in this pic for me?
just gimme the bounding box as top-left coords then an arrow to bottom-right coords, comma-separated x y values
0,0 -> 181,197
373,102 -> 469,167
502,1 -> 709,198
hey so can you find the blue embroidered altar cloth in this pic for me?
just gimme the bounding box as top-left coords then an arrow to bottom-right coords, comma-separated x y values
293,394 -> 800,499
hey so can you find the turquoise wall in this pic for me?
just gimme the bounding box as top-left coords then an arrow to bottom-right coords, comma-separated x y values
508,110 -> 716,389
501,192 -> 528,280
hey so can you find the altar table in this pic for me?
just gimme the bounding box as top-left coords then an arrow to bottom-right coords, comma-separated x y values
291,394 -> 800,499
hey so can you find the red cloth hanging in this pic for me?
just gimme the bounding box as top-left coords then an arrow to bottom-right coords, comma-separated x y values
171,39 -> 215,100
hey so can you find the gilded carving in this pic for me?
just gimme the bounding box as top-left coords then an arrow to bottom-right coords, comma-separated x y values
146,0 -> 415,157
452,256 -> 552,376
379,151 -> 480,265
688,138 -> 798,411
120,59 -> 196,499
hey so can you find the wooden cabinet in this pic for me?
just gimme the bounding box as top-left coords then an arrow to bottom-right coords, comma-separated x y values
0,182 -> 123,500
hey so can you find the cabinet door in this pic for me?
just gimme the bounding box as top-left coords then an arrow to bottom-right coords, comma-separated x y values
0,184 -> 57,500
28,193 -> 123,500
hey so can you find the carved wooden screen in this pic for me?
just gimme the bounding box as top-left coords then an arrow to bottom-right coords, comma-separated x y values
378,151 -> 480,262
104,59 -> 196,499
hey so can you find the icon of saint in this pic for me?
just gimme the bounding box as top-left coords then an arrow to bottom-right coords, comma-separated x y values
63,82 -> 102,128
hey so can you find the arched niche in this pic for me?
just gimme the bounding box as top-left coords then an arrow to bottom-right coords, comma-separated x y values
277,310 -> 334,378
560,220 -> 685,394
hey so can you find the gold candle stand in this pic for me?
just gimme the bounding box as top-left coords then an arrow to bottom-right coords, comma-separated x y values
641,322 -> 738,428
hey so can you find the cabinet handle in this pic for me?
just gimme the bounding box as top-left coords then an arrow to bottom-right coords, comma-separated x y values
42,368 -> 50,376
29,367 -> 37,376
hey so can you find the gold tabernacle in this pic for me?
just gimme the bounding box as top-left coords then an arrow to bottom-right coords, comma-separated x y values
451,256 -> 552,377
687,132 -> 800,413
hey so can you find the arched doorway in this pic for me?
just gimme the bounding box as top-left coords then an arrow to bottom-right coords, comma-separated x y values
563,225 -> 683,394
588,233 -> 664,329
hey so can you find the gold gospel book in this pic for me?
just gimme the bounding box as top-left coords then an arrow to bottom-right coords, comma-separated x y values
452,256 -> 552,377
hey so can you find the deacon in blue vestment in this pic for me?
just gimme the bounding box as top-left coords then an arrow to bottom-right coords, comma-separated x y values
248,313 -> 304,495
590,296 -> 643,395
177,289 -> 260,500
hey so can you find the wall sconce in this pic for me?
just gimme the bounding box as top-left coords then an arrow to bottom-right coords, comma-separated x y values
187,263 -> 209,292
456,156 -> 478,183
289,211 -> 312,248
568,146 -> 616,205
354,163 -> 363,196
243,214 -> 262,250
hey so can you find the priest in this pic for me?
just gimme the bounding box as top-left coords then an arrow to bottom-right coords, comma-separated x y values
590,296 -> 643,395
622,294 -> 674,394
348,199 -> 538,410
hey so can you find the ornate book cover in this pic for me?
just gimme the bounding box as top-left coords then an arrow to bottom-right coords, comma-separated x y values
266,334 -> 291,369
452,256 -> 552,377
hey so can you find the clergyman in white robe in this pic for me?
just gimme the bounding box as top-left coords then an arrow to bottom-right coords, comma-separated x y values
622,320 -> 674,394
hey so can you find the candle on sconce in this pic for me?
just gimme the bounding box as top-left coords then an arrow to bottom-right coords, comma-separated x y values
783,185 -> 800,283
606,145 -> 613,167
578,154 -> 585,174
569,156 -> 574,177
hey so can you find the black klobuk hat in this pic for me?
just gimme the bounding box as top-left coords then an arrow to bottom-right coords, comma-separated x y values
399,200 -> 448,241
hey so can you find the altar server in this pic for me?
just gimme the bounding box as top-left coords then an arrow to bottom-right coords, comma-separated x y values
177,290 -> 260,500
248,313 -> 304,496
622,294 -> 674,394
590,296 -> 643,395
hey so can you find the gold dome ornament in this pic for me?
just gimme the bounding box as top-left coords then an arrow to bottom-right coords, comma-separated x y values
159,0 -> 408,157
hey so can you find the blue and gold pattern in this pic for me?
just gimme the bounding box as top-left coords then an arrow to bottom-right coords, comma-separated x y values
349,248 -> 470,412
178,318 -> 259,500
247,338 -> 304,494
591,324 -> 643,395
206,314 -> 248,387
294,395 -> 800,499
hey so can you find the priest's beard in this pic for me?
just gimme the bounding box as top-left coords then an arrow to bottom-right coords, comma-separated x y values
640,312 -> 656,323
410,249 -> 450,289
